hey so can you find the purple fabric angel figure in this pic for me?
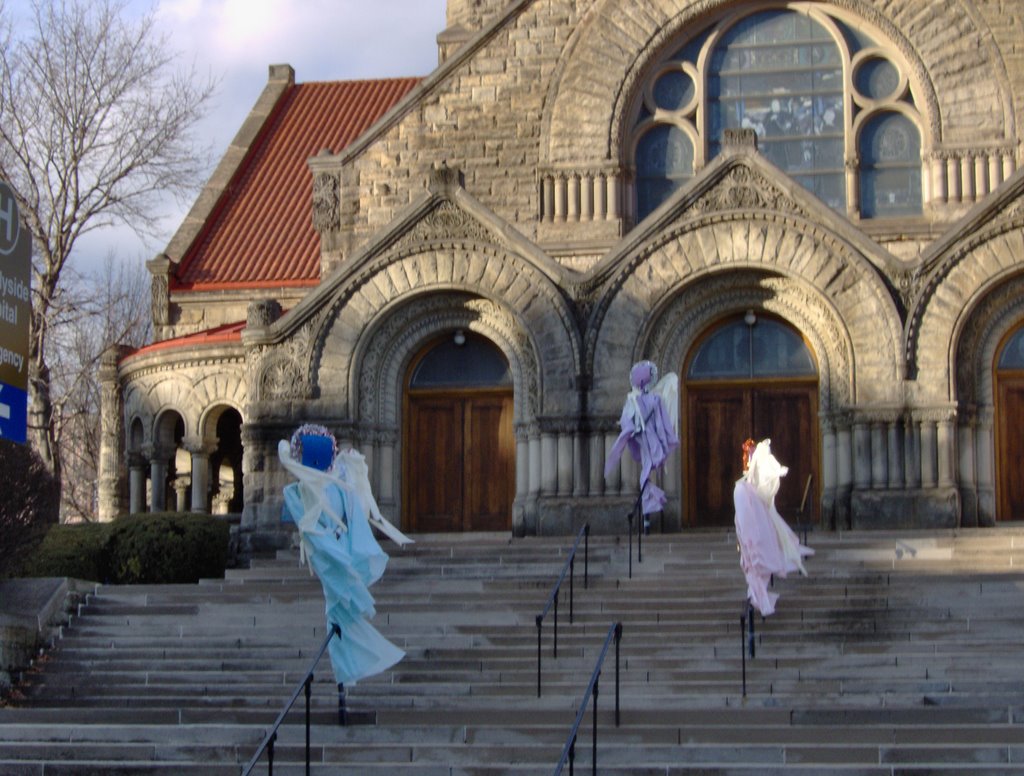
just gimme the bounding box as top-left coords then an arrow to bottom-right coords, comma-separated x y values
604,360 -> 680,514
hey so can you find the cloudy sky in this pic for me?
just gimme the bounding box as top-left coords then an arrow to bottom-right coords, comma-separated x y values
18,0 -> 449,275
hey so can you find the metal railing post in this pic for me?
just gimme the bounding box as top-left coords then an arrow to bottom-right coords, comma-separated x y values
536,615 -> 543,698
592,674 -> 599,776
614,623 -> 622,727
740,612 -> 747,698
553,591 -> 559,659
627,510 -> 633,579
569,557 -> 575,625
552,622 -> 622,775
584,524 -> 590,589
242,623 -> 342,776
637,499 -> 643,564
536,524 -> 591,699
304,678 -> 312,776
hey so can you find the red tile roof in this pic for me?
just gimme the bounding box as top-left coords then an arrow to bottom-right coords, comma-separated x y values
123,320 -> 247,364
172,77 -> 421,291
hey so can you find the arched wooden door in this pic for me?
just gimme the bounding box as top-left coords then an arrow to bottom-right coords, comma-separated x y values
684,314 -> 819,527
403,332 -> 514,532
996,324 -> 1024,521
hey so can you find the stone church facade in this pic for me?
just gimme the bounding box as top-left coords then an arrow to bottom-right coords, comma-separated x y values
99,0 -> 1024,551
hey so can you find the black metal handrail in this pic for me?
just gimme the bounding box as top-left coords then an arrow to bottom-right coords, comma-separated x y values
241,622 -> 341,776
535,523 -> 590,697
625,484 -> 645,579
552,621 -> 623,776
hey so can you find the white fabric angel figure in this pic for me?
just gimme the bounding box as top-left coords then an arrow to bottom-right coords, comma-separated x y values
734,438 -> 814,616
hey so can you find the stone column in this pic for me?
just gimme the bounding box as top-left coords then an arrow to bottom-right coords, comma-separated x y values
588,431 -> 605,497
820,419 -> 836,527
541,430 -> 558,496
937,415 -> 956,488
870,421 -> 887,489
976,408 -> 995,525
887,418 -> 904,489
189,447 -> 213,513
528,428 -> 541,498
920,419 -> 938,489
515,434 -> 530,500
572,431 -> 588,497
174,478 -> 190,512
378,435 -> 396,504
149,451 -> 169,513
128,453 -> 146,515
836,422 -> 852,493
958,414 -> 978,526
852,420 -> 871,490
904,418 -> 921,488
604,431 -> 621,495
557,431 -> 573,497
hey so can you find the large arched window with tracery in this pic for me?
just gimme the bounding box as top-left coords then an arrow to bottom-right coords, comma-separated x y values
630,5 -> 924,223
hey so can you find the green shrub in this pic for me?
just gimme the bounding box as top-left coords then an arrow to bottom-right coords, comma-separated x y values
0,440 -> 60,579
23,522 -> 112,582
106,513 -> 229,584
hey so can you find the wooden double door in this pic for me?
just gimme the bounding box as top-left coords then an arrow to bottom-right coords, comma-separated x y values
404,389 -> 514,532
686,382 -> 818,527
997,375 -> 1024,521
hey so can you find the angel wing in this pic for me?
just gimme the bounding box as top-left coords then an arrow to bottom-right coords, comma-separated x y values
651,371 -> 679,437
335,448 -> 415,546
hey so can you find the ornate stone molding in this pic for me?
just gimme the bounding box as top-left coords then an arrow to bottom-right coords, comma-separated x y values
691,165 -> 802,215
356,292 -> 541,427
247,311 -> 327,402
396,201 -> 492,252
955,276 -> 1024,406
640,270 -> 853,411
247,299 -> 282,328
906,211 -> 1024,377
312,172 -> 341,232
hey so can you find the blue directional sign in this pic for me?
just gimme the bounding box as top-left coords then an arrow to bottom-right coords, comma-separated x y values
0,179 -> 30,445
0,382 -> 27,444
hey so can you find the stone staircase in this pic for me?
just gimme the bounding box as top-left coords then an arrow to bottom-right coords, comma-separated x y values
2,526 -> 1024,774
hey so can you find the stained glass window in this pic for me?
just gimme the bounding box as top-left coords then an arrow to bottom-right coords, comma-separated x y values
688,317 -> 816,380
630,6 -> 923,221
636,124 -> 694,220
998,327 -> 1024,370
859,113 -> 921,218
707,10 -> 845,211
411,334 -> 512,388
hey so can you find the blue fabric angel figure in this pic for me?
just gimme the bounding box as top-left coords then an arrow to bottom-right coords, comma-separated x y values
279,425 -> 412,691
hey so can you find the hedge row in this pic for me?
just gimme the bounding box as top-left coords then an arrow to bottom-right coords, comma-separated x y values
23,513 -> 230,584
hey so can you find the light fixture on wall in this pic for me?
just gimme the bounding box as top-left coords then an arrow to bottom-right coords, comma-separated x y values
744,309 -> 756,327
453,329 -> 466,346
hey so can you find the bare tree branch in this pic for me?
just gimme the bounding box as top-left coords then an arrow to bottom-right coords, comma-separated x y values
0,0 -> 215,502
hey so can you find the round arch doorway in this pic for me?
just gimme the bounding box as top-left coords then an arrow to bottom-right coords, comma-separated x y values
684,313 -> 820,527
402,331 -> 515,532
995,323 -> 1024,521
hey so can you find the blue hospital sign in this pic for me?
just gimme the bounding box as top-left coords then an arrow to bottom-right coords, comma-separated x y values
0,181 -> 30,444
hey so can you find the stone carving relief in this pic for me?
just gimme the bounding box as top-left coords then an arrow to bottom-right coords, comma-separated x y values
312,172 -> 341,232
247,312 -> 326,402
151,274 -> 169,328
692,165 -> 802,215
396,201 -> 493,252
